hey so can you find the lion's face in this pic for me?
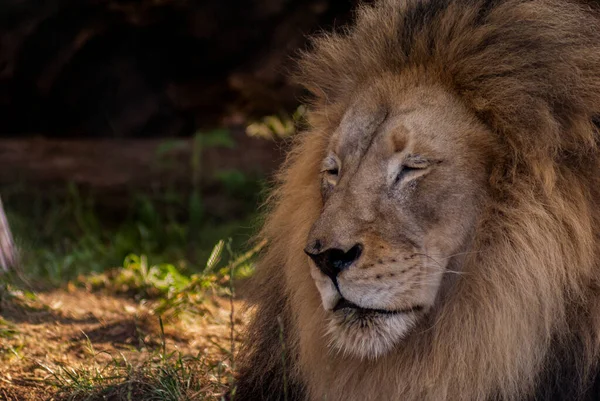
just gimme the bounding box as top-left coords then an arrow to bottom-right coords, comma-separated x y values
305,85 -> 495,359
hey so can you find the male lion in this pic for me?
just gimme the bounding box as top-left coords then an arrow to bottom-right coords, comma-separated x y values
233,0 -> 600,400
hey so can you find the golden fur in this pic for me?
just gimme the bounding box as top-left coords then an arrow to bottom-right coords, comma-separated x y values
233,0 -> 600,400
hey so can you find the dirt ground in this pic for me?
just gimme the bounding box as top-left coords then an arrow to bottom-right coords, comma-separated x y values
0,288 -> 248,400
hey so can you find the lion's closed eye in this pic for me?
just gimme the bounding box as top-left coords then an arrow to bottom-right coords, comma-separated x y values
389,156 -> 435,187
394,164 -> 428,185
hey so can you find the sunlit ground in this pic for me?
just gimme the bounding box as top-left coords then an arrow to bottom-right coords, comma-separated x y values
0,188 -> 259,400
0,122 -> 299,400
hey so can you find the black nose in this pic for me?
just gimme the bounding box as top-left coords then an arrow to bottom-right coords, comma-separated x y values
304,243 -> 363,282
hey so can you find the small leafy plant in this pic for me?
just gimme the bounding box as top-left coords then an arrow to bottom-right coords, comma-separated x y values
77,238 -> 264,318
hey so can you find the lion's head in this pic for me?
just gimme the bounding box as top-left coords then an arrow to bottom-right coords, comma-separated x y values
235,1 -> 600,400
304,83 -> 495,358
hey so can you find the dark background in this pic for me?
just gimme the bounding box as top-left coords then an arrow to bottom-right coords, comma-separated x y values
0,0 -> 362,139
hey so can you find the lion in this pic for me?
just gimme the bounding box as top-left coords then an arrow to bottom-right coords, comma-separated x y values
232,0 -> 600,400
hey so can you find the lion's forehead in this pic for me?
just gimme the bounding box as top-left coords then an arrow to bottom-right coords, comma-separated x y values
331,84 -> 477,168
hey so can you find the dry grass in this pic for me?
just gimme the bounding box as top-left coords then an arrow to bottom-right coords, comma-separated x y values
0,285 -> 248,400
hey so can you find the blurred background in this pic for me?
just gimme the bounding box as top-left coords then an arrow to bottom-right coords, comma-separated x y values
0,1 -> 363,399
1,0 -> 365,280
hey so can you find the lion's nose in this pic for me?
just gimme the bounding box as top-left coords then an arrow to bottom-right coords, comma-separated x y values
304,243 -> 363,282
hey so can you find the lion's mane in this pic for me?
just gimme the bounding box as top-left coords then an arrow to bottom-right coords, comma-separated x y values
234,1 -> 600,400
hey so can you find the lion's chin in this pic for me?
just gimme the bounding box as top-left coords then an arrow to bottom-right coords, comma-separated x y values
326,309 -> 419,360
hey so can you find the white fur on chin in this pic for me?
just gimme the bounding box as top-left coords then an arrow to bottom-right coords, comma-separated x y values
326,311 -> 418,360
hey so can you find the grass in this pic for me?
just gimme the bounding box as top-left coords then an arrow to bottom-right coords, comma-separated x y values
0,314 -> 23,361
2,128 -> 269,287
0,232 -> 257,400
77,238 -> 264,318
2,178 -> 265,288
0,242 -> 250,399
34,240 -> 249,400
0,126 -> 295,399
40,319 -> 233,401
0,181 -> 264,399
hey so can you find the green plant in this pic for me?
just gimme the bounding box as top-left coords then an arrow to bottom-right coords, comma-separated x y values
77,238 -> 263,319
2,180 -> 261,287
